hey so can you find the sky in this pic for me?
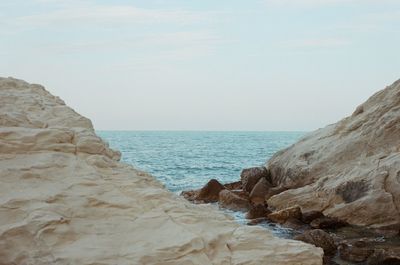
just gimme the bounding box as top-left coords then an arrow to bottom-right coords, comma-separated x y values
1,0 -> 400,131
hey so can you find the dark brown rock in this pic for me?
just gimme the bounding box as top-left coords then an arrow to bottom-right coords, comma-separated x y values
267,206 -> 302,224
294,229 -> 337,256
338,242 -> 374,263
302,211 -> 325,224
323,256 -> 340,265
230,189 -> 249,200
223,181 -> 242,190
241,167 -> 271,193
283,218 -> 309,230
249,177 -> 273,205
310,216 -> 348,229
245,204 -> 271,219
367,249 -> 400,265
219,189 -> 250,211
265,186 -> 288,201
197,179 -> 225,202
181,190 -> 198,201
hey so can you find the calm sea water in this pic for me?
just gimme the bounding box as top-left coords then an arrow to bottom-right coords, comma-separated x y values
97,131 -> 304,193
97,131 -> 305,236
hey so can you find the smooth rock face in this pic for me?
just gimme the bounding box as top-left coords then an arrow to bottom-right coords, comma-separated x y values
0,77 -> 323,265
267,79 -> 400,229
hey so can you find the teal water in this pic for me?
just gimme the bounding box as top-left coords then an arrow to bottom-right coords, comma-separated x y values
97,131 -> 305,193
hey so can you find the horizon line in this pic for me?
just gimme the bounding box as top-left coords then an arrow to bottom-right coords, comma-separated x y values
96,129 -> 310,132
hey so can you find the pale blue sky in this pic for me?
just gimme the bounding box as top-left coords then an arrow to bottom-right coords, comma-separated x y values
1,0 -> 399,130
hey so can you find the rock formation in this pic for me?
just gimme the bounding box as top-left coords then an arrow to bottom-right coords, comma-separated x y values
267,79 -> 400,231
0,77 -> 323,265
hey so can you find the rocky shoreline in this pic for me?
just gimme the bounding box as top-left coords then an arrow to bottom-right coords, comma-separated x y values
182,167 -> 400,264
182,79 -> 400,265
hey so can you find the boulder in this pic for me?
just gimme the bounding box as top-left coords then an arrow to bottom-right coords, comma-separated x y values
302,211 -> 325,224
338,242 -> 374,263
267,206 -> 302,224
241,167 -> 271,192
180,179 -> 226,203
246,204 -> 271,219
283,218 -> 309,230
367,249 -> 400,265
266,79 -> 400,229
219,190 -> 250,211
180,189 -> 198,201
197,179 -> 225,202
265,186 -> 288,201
249,177 -> 273,205
223,181 -> 242,190
295,229 -> 337,256
310,217 -> 347,229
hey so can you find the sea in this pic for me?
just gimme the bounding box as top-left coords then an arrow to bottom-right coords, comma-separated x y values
97,131 -> 305,236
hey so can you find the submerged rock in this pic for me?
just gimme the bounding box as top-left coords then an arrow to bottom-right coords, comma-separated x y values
266,79 -> 400,229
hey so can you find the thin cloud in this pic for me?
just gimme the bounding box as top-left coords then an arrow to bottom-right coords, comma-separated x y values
11,4 -> 207,27
41,31 -> 226,54
283,38 -> 351,48
263,0 -> 399,8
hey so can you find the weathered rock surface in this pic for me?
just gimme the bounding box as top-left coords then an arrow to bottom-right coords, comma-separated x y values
338,239 -> 400,265
267,79 -> 400,230
367,248 -> 400,265
267,206 -> 302,224
241,167 -> 271,192
338,241 -> 374,263
196,178 -> 225,202
249,177 -> 273,205
295,229 -> 337,256
302,211 -> 325,224
246,205 -> 271,219
0,77 -> 323,265
219,189 -> 251,211
310,217 -> 348,229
